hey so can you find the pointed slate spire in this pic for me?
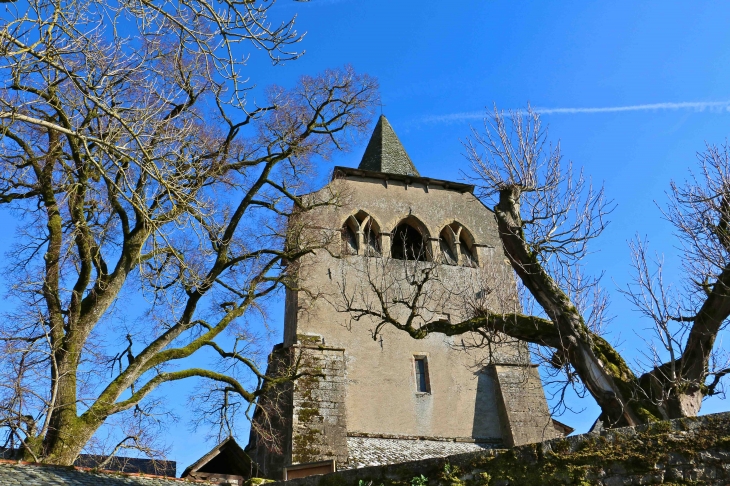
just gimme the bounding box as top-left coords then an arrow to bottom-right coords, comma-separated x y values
358,115 -> 420,176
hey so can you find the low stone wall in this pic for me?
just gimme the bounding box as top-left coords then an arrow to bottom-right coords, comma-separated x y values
270,411 -> 730,485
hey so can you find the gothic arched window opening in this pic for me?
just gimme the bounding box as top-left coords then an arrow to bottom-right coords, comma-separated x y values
362,221 -> 381,257
391,218 -> 429,261
342,223 -> 358,255
439,227 -> 457,265
340,211 -> 381,256
439,222 -> 478,267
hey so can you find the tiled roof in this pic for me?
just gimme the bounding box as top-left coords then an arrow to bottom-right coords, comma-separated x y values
181,436 -> 252,480
358,115 -> 420,176
341,437 -> 500,470
0,449 -> 176,477
0,461 -> 210,485
74,455 -> 176,477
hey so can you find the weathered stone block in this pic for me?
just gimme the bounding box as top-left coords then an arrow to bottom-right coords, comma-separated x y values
603,475 -> 631,486
636,471 -> 664,484
289,346 -> 348,466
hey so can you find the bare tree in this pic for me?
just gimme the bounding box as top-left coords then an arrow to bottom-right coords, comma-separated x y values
332,244 -> 531,364
0,0 -> 378,465
337,106 -> 730,430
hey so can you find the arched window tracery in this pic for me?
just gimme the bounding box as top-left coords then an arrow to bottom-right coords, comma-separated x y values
342,223 -> 358,255
391,216 -> 430,261
438,222 -> 478,267
439,227 -> 457,265
340,211 -> 381,256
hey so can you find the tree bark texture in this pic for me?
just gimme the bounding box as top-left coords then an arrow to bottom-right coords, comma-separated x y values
491,186 -> 729,426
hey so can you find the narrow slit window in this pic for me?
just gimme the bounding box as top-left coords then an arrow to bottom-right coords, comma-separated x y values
414,357 -> 429,393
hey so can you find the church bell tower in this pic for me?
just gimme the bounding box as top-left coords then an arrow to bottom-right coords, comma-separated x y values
245,116 -> 564,480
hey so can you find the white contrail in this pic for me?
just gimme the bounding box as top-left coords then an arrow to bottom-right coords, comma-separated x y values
421,101 -> 730,124
277,0 -> 351,7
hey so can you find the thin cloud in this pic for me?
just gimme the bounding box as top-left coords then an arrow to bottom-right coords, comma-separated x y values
421,101 -> 730,124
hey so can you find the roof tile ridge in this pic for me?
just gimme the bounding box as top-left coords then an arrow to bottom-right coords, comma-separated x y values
0,458 -> 211,483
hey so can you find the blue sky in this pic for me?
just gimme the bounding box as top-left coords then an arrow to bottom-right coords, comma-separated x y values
240,0 -> 730,431
143,0 -> 730,471
4,0 -> 730,473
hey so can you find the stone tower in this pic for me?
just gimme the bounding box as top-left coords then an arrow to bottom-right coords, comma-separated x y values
245,116 -> 564,480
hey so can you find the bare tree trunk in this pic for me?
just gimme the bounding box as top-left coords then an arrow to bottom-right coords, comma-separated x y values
42,373 -> 88,464
494,186 -> 645,426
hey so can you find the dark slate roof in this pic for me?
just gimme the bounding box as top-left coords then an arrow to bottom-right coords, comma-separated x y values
332,166 -> 474,194
181,437 -> 253,480
0,449 -> 176,478
0,461 -> 208,485
358,115 -> 420,176
340,437 -> 500,470
74,455 -> 176,477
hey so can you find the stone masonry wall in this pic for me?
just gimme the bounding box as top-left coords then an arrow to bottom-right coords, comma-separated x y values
289,173 -> 514,442
245,345 -> 293,480
268,411 -> 730,485
490,364 -> 561,447
290,344 -> 348,467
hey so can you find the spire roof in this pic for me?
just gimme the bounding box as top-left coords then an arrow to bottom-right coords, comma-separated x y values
358,115 -> 420,176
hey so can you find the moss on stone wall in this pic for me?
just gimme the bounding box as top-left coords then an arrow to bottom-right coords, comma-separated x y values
244,478 -> 274,485
272,412 -> 730,486
290,347 -> 348,467
293,371 -> 324,464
